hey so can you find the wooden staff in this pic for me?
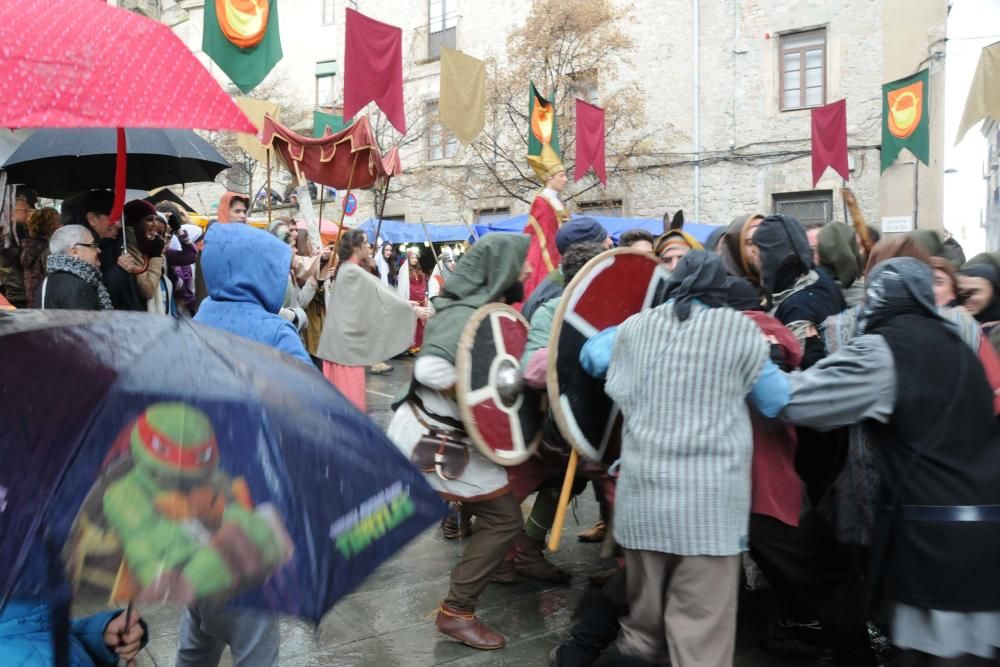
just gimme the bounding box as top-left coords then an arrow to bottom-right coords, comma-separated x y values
460,216 -> 480,242
841,187 -> 872,255
419,219 -> 440,264
332,151 -> 361,261
547,449 -> 579,552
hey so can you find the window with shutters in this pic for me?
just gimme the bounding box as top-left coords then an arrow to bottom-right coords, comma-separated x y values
474,208 -> 511,225
772,190 -> 833,226
426,101 -> 459,161
577,200 -> 623,217
779,29 -> 826,111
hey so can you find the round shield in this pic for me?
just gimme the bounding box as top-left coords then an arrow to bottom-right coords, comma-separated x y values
455,303 -> 544,466
547,248 -> 671,464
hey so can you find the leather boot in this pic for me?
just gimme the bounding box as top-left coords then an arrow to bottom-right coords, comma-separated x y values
547,589 -> 625,666
435,603 -> 506,650
491,558 -> 517,584
514,533 -> 571,583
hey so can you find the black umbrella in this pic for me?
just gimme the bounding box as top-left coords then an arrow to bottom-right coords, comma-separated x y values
2,128 -> 229,198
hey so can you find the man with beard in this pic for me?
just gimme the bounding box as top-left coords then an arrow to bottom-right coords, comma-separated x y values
387,234 -> 532,650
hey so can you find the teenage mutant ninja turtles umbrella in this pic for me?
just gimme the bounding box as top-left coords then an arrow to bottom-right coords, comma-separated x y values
0,311 -> 446,624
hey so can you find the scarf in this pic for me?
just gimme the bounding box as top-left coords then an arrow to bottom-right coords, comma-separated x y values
859,257 -> 941,334
660,250 -> 728,321
46,253 -> 113,310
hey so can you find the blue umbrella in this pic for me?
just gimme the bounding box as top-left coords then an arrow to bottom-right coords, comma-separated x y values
0,311 -> 446,624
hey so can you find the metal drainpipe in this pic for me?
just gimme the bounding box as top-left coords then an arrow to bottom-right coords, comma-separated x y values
693,0 -> 701,222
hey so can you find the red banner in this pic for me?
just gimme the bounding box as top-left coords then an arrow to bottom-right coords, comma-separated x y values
343,9 -> 406,135
574,99 -> 607,185
811,99 -> 849,186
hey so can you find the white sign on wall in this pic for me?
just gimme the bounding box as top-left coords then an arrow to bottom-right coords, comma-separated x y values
881,216 -> 914,234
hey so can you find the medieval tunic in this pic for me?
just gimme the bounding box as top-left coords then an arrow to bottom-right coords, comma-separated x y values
521,189 -> 567,300
783,327 -> 1000,658
316,262 -> 415,411
607,302 -> 768,556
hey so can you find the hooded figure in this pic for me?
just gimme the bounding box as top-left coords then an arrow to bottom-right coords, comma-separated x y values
959,253 -> 1000,354
720,214 -> 765,283
752,215 -> 846,330
386,234 -> 531,651
194,224 -> 312,366
817,222 -> 865,306
779,258 -> 1000,662
215,192 -> 250,224
375,241 -> 398,288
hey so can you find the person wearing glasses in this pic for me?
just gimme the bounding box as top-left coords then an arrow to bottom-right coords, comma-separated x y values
40,225 -> 113,310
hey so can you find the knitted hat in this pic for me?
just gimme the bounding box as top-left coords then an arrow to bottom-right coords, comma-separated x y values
130,402 -> 218,479
556,217 -> 608,254
124,199 -> 157,227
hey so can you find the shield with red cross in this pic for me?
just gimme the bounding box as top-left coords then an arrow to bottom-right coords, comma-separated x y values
455,303 -> 544,466
547,248 -> 671,464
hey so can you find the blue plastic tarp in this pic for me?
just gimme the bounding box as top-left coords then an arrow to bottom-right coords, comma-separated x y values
474,214 -> 721,245
356,218 -> 472,244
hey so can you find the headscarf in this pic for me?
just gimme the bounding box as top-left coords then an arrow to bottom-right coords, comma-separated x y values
216,192 -> 250,223
661,249 -> 729,321
817,222 -> 863,288
858,257 -> 941,334
958,254 -> 1000,323
719,214 -> 764,282
375,241 -> 397,286
907,229 -> 946,258
654,229 -> 703,258
419,234 -> 531,364
752,214 -> 813,297
725,276 -> 763,311
705,226 -> 726,253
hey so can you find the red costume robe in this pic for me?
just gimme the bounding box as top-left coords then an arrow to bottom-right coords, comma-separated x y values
521,192 -> 567,300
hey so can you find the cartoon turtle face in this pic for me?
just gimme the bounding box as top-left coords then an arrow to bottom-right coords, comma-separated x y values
130,402 -> 219,484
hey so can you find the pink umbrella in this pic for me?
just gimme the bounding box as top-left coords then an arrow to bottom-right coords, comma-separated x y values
0,0 -> 255,220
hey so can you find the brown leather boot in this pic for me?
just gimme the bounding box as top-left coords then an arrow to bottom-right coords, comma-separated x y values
577,519 -> 607,543
514,533 -> 571,583
491,558 -> 517,584
436,603 -> 506,649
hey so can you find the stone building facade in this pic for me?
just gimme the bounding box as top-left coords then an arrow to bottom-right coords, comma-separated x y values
984,119 -> 1000,251
163,0 -> 947,234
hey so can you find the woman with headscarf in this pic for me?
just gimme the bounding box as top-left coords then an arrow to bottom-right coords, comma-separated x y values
375,241 -> 399,288
579,251 -> 786,667
386,234 -> 533,650
958,253 -> 1000,354
397,246 -> 430,354
719,213 -> 765,283
751,215 -> 846,336
773,258 -> 1000,665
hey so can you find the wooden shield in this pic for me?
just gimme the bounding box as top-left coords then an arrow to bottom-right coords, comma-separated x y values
456,303 -> 544,466
547,248 -> 671,463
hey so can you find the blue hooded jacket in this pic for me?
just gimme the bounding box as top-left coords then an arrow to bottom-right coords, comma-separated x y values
0,601 -> 121,667
194,223 -> 313,366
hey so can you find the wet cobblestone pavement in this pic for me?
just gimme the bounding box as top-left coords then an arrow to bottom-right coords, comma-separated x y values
107,359 -> 824,666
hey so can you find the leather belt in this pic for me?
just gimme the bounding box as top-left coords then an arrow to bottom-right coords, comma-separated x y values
899,504 -> 1000,522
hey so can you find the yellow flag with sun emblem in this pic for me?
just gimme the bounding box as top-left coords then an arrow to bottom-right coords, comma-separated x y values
881,69 -> 930,172
203,0 -> 282,94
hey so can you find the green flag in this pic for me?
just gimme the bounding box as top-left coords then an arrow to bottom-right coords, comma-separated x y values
528,82 -> 559,156
881,69 -> 930,172
203,0 -> 282,94
313,111 -> 352,137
